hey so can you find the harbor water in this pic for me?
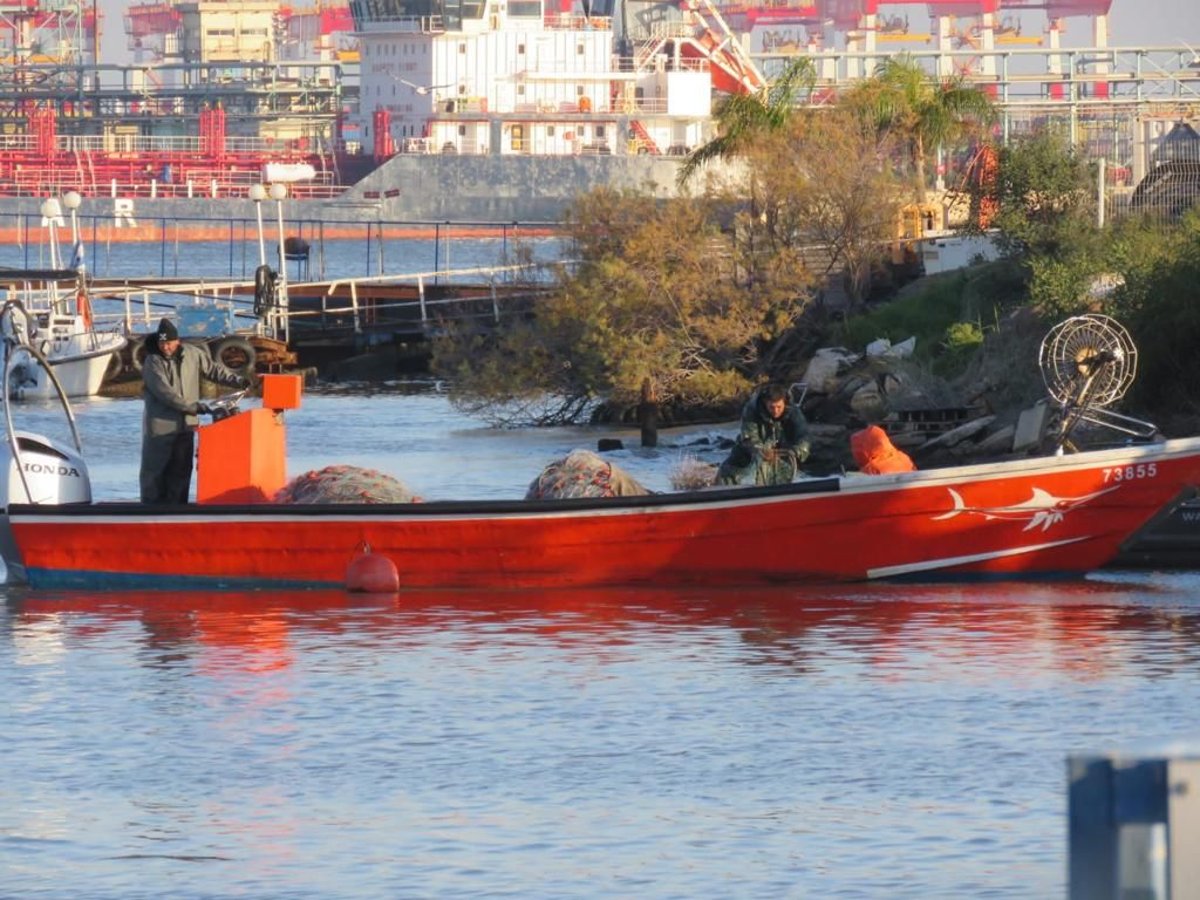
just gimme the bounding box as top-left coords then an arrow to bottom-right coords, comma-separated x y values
3,388 -> 1200,897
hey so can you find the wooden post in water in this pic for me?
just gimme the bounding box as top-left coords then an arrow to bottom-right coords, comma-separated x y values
639,377 -> 658,448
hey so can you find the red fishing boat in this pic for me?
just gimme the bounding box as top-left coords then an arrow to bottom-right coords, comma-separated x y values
3,438 -> 1200,589
1,312 -> 1198,590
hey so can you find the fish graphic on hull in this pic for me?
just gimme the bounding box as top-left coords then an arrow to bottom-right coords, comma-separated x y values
932,485 -> 1120,532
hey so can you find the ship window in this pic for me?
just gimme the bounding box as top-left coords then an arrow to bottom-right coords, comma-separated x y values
512,124 -> 525,151
595,125 -> 605,138
517,43 -> 525,54
576,85 -> 584,95
459,43 -> 466,53
509,0 -> 541,17
546,126 -> 555,136
459,125 -> 466,135
517,85 -> 525,95
577,44 -> 584,54
459,84 -> 466,94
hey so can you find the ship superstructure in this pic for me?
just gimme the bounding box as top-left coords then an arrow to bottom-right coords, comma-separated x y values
351,0 -> 762,158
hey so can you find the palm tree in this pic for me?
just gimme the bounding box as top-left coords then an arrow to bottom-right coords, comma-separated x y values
844,54 -> 995,203
678,58 -> 816,186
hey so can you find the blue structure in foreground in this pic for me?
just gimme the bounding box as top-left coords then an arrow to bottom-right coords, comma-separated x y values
1069,742 -> 1200,900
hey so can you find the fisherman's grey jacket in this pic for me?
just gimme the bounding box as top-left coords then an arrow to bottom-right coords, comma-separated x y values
142,338 -> 243,436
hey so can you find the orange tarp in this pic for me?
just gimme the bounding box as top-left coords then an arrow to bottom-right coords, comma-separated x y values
851,425 -> 916,475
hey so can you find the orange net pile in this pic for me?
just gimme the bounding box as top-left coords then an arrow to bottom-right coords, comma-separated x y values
274,465 -> 422,503
525,449 -> 648,499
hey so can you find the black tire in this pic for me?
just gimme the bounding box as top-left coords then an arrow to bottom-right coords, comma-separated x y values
103,350 -> 122,382
253,265 -> 277,317
213,336 -> 256,375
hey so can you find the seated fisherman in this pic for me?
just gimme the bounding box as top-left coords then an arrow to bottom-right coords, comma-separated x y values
717,382 -> 810,486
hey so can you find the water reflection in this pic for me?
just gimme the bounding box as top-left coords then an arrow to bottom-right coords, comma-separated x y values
8,575 -> 1200,679
5,576 -> 1200,897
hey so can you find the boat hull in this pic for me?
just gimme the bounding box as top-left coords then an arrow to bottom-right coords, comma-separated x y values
7,333 -> 126,400
6,439 -> 1200,590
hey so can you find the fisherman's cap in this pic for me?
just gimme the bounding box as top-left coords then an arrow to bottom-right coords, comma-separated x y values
156,317 -> 179,341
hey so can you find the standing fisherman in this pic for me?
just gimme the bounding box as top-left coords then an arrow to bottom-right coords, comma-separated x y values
140,317 -> 249,503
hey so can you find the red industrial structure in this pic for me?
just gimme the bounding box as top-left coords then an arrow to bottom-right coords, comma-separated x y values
0,103 -> 347,200
0,0 -> 97,65
720,0 -> 1115,97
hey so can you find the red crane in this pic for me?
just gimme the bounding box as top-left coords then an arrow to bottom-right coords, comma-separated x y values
816,0 -> 1109,25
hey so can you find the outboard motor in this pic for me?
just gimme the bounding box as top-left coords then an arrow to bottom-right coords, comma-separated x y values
0,431 -> 92,505
0,431 -> 92,585
0,296 -> 93,584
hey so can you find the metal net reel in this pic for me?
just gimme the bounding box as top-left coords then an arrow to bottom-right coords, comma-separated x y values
1038,314 -> 1157,451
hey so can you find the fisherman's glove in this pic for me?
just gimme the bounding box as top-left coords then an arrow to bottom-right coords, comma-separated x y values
195,402 -> 211,416
794,440 -> 811,464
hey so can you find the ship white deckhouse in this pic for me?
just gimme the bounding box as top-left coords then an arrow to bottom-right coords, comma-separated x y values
350,0 -> 763,157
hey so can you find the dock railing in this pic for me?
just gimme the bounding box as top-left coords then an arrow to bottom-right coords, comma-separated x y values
86,260 -> 564,345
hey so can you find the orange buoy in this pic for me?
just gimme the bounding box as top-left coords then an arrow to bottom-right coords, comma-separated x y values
76,290 -> 94,331
345,542 -> 399,593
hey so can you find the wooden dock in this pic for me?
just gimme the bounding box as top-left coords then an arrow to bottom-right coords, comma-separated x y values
88,262 -> 559,377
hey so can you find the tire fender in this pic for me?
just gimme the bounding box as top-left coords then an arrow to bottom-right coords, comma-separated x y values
212,336 -> 257,375
103,350 -> 123,382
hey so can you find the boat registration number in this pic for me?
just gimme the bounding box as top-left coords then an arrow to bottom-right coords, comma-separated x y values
1102,463 -> 1158,483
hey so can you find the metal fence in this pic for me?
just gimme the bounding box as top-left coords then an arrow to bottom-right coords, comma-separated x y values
994,105 -> 1200,225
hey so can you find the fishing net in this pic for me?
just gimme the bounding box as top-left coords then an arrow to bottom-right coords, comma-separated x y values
525,449 -> 648,500
274,465 -> 422,504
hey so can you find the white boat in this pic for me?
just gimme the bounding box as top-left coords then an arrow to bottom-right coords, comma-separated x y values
1,196 -> 127,401
0,270 -> 126,401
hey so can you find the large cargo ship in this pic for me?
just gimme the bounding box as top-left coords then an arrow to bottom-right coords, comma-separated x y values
0,0 -> 1195,226
0,0 -> 761,224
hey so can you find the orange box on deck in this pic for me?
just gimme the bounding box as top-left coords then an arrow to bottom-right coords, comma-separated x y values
196,408 -> 288,504
262,373 -> 302,410
196,376 -> 303,504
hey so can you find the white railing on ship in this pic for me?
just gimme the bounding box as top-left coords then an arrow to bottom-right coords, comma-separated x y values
38,133 -> 339,157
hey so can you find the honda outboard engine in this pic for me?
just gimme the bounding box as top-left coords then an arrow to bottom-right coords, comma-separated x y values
0,296 -> 94,583
0,430 -> 92,505
0,430 -> 92,585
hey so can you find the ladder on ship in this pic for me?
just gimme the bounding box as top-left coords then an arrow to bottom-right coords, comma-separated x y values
628,120 -> 661,155
72,145 -> 98,197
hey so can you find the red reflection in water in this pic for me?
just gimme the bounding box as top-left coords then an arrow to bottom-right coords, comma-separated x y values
9,578 -> 1200,680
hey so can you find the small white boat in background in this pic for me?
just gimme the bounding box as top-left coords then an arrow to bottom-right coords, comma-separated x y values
0,270 -> 126,400
1,195 -> 127,401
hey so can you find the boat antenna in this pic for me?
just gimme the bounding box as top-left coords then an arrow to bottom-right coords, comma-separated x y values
1038,313 -> 1157,453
